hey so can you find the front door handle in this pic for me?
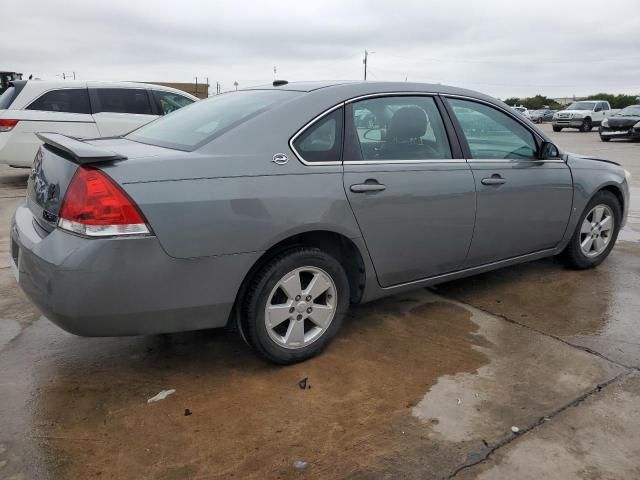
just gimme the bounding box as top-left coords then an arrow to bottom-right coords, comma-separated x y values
481,174 -> 506,186
350,181 -> 386,193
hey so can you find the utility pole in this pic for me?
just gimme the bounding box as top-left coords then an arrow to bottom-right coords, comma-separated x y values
234,81 -> 238,91
273,66 -> 277,79
363,50 -> 374,80
195,76 -> 198,97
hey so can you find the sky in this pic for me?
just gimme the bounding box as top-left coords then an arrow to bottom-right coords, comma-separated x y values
2,0 -> 639,99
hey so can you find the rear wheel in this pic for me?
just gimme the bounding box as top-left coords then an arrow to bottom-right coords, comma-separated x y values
553,126 -> 563,132
580,118 -> 593,132
560,191 -> 621,269
240,248 -> 349,364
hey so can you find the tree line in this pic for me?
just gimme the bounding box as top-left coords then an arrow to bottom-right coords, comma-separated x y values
503,93 -> 639,110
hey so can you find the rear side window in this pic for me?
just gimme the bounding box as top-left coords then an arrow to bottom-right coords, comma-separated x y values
447,98 -> 537,160
27,89 -> 91,114
292,108 -> 343,163
154,90 -> 195,115
95,89 -> 152,115
347,96 -> 452,161
127,89 -> 300,151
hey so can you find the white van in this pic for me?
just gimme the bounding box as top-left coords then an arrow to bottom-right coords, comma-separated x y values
0,80 -> 197,167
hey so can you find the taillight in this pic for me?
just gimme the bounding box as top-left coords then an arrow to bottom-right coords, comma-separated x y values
58,166 -> 151,237
0,119 -> 19,132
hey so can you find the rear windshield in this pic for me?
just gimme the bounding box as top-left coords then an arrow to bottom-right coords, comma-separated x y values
0,86 -> 17,109
127,89 -> 301,150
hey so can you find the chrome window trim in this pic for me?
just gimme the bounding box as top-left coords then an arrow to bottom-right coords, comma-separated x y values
289,102 -> 345,166
345,91 -> 438,103
344,159 -> 465,165
466,159 -> 566,164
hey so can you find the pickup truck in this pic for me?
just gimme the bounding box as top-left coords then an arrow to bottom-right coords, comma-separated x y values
552,100 -> 617,132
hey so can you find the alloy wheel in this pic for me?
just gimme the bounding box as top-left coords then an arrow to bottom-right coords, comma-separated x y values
264,266 -> 337,349
580,204 -> 614,257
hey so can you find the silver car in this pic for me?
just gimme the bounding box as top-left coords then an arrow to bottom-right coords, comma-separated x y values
10,81 -> 631,364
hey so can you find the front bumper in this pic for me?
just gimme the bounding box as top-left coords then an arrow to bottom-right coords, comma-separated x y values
553,118 -> 586,128
10,202 -> 260,336
599,126 -> 640,140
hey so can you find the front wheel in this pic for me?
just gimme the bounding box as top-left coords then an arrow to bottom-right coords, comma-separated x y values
560,191 -> 621,269
553,126 -> 563,132
240,248 -> 350,364
600,136 -> 611,142
580,118 -> 593,132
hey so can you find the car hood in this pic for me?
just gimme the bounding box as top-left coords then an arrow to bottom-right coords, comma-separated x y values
607,116 -> 640,128
556,110 -> 590,116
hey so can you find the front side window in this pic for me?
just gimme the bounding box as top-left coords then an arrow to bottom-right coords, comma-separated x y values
127,89 -> 301,150
154,90 -> 195,115
27,89 -> 91,114
95,88 -> 152,115
347,96 -> 452,161
447,98 -> 537,160
292,108 -> 343,163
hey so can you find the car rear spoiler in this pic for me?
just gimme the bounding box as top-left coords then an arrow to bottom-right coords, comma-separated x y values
36,133 -> 127,165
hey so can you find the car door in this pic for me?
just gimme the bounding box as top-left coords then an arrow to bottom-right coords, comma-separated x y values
90,88 -> 158,136
444,97 -> 573,266
4,88 -> 99,166
342,95 -> 476,287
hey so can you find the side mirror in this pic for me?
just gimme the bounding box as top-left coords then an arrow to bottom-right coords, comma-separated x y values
539,141 -> 560,159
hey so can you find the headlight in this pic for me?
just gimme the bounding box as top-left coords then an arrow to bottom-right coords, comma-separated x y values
634,121 -> 640,129
552,114 -> 558,119
625,169 -> 632,182
602,119 -> 609,127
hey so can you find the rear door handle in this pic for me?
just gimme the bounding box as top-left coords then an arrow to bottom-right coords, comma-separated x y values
481,175 -> 506,186
350,182 -> 386,193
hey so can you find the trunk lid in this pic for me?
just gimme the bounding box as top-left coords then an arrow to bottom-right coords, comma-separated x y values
26,133 -> 130,233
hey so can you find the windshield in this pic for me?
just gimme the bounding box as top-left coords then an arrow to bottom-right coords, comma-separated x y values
127,89 -> 301,150
617,106 -> 640,117
566,102 -> 596,111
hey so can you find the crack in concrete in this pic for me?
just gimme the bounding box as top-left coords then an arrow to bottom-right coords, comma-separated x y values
447,371 -> 631,479
437,295 -> 639,373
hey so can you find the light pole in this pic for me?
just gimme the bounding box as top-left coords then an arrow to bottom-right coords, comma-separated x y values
234,81 -> 238,91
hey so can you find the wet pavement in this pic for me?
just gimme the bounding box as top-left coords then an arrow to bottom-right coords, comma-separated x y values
0,125 -> 638,479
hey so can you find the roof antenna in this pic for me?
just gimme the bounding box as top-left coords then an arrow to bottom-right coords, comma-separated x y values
273,79 -> 288,87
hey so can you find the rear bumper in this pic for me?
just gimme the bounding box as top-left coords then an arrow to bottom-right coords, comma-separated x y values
10,202 -> 260,336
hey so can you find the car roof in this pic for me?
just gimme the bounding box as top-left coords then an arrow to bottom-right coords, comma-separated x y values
241,80 -> 500,104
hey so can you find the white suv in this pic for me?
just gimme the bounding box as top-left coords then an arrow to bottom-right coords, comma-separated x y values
0,81 -> 197,167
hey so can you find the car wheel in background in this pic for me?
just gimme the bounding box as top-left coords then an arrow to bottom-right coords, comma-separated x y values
240,247 -> 350,364
553,126 -> 563,132
600,136 -> 611,142
560,191 -> 621,270
580,118 -> 593,132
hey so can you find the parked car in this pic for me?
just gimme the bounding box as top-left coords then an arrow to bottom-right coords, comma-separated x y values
510,106 -> 530,119
0,80 -> 197,167
10,81 -> 630,364
552,100 -> 615,132
599,105 -> 640,142
529,109 -> 555,124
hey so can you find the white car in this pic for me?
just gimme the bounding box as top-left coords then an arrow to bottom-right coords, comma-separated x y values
0,80 -> 197,167
510,106 -> 531,119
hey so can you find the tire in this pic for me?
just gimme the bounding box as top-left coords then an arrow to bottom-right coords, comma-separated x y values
600,136 -> 611,142
239,247 -> 350,364
553,126 -> 563,132
580,118 -> 593,132
560,191 -> 621,270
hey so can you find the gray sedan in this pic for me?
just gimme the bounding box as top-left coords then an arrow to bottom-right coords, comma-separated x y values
10,81 -> 631,364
